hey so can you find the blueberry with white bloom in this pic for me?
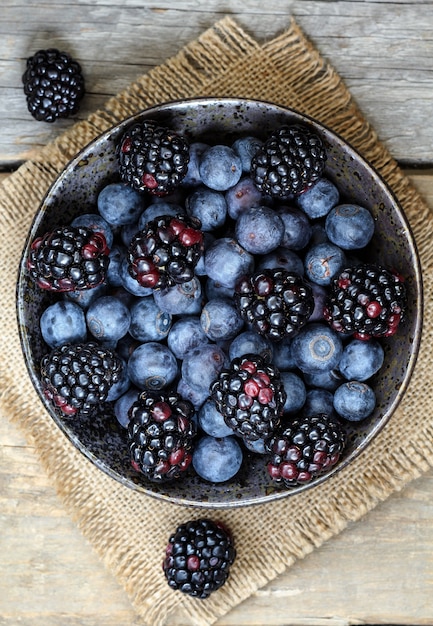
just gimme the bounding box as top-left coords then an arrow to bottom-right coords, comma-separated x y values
137,201 -> 185,229
200,298 -> 244,341
71,213 -> 114,249
325,204 -> 375,250
231,135 -> 263,172
64,281 -> 107,310
106,358 -> 131,402
257,247 -> 304,275
181,344 -> 227,394
338,339 -> 385,381
199,145 -> 242,191
204,237 -> 254,288
303,368 -> 344,392
86,295 -> 131,345
243,437 -> 267,455
192,435 -> 243,482
127,342 -> 179,390
113,387 -> 140,428
153,277 -> 202,315
40,300 -> 87,348
97,182 -> 145,226
333,381 -> 376,421
177,377 -> 209,410
228,330 -> 273,363
198,399 -> 233,438
280,371 -> 307,414
296,177 -> 340,219
204,277 -> 234,300
225,176 -> 267,220
181,141 -> 209,187
235,205 -> 284,254
167,316 -> 209,359
129,296 -> 172,342
276,205 -> 312,250
303,388 -> 335,417
120,257 -> 153,297
291,322 -> 343,374
304,241 -> 346,286
186,187 -> 227,231
272,337 -> 297,371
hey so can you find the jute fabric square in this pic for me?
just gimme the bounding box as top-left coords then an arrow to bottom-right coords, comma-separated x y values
1,16 -> 432,626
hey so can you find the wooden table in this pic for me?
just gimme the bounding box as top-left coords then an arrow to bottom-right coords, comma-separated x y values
1,2 -> 433,624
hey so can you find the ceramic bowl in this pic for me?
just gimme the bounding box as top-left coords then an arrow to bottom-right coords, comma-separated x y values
16,98 -> 423,508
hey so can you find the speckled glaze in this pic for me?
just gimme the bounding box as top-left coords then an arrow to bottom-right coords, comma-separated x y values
16,98 -> 423,508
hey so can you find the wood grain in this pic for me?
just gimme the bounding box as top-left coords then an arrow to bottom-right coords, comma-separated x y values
1,0 -> 433,167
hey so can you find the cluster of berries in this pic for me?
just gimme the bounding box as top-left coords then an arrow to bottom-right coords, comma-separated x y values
28,118 -> 408,514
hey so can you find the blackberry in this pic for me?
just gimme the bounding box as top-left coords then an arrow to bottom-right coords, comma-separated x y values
163,518 -> 236,599
27,225 -> 110,292
251,124 -> 327,198
234,268 -> 314,341
324,264 -> 407,339
128,391 -> 196,482
210,354 -> 286,442
22,49 -> 85,123
40,342 -> 123,417
266,413 -> 346,487
117,120 -> 190,195
128,214 -> 204,289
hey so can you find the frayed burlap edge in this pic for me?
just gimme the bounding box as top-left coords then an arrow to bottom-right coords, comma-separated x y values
1,16 -> 432,626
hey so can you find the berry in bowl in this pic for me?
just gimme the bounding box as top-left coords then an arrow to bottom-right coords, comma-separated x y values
16,98 -> 422,507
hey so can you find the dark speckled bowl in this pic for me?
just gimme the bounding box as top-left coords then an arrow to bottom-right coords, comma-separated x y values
16,98 -> 423,508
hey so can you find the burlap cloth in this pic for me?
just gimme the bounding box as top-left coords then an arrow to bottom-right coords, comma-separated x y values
1,16 -> 432,626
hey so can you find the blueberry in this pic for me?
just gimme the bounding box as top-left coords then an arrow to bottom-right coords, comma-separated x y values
181,141 -> 209,187
338,339 -> 385,381
243,437 -> 267,455
116,333 -> 140,362
325,204 -> 375,250
200,298 -> 244,341
107,244 -> 127,287
64,281 -> 107,310
197,399 -> 233,438
304,242 -> 346,286
181,344 -> 227,393
333,381 -> 376,421
120,256 -> 153,297
296,177 -> 340,219
272,337 -> 297,371
228,330 -> 274,363
199,145 -> 242,191
291,322 -> 343,374
225,176 -> 267,220
257,247 -> 304,275
204,277 -> 234,300
129,296 -> 172,342
127,342 -> 179,390
303,368 -> 344,392
308,282 -> 328,322
86,295 -> 131,345
303,388 -> 335,417
113,386 -> 140,428
235,205 -> 284,254
231,136 -> 263,172
97,182 -> 145,226
137,201 -> 185,230
153,277 -> 202,315
192,435 -> 243,482
280,371 -> 307,414
167,316 -> 210,359
106,358 -> 131,402
276,205 -> 312,250
40,300 -> 87,348
120,221 -> 140,247
177,377 -> 209,409
204,237 -> 254,288
195,232 -> 215,276
186,187 -> 227,231
71,213 -> 114,249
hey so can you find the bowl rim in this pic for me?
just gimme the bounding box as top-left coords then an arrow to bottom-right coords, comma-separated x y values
16,96 -> 424,508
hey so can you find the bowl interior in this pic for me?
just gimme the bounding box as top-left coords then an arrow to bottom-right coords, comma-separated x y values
16,98 -> 423,507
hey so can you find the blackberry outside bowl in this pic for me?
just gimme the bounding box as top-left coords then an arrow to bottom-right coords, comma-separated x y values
16,98 -> 423,508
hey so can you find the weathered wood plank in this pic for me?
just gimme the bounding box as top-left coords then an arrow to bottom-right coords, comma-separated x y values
1,0 -> 433,166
